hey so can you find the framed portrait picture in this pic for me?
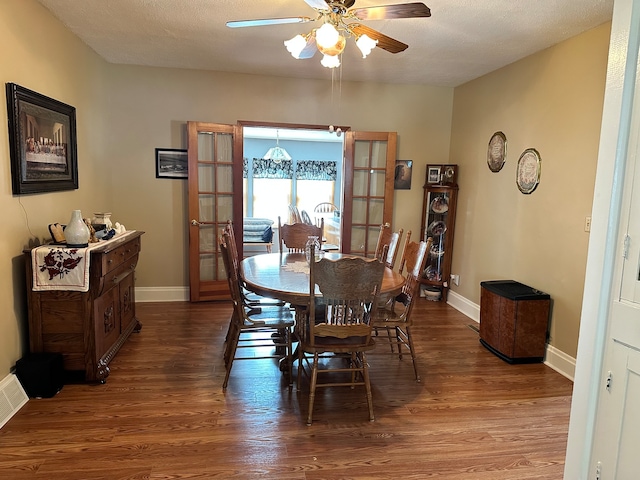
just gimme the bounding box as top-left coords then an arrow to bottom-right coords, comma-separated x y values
155,148 -> 188,179
6,83 -> 78,195
394,160 -> 412,190
427,166 -> 441,184
516,148 -> 541,194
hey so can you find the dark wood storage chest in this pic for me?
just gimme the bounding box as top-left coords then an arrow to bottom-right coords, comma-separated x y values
479,280 -> 551,363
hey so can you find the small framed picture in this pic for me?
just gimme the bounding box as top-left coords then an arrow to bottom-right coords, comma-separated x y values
394,160 -> 412,190
155,148 -> 188,179
427,166 -> 441,184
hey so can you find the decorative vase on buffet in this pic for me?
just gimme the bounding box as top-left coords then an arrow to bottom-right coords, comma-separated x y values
65,209 -> 90,247
305,235 -> 322,264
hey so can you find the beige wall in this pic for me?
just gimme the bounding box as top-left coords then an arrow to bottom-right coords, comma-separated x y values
0,1 -> 110,377
449,23 -> 611,357
102,66 -> 454,288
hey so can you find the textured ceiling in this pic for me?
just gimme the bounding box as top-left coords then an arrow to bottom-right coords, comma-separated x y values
37,0 -> 614,87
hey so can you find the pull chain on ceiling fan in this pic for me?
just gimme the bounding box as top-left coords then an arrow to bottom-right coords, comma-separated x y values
226,1 -> 431,69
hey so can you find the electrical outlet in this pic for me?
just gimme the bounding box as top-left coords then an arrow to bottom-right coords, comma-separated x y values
451,274 -> 460,286
585,216 -> 592,232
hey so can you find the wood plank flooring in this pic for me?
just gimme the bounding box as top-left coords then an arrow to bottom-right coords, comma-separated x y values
0,300 -> 573,479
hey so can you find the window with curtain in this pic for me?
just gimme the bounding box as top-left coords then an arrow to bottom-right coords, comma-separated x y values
244,158 -> 337,224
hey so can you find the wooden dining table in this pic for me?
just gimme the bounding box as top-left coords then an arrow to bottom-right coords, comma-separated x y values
240,252 -> 405,305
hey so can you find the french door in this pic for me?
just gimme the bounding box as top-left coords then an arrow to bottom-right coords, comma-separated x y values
187,123 -> 397,301
187,122 -> 242,301
341,130 -> 397,256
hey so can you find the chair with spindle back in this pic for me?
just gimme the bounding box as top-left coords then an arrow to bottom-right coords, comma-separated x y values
371,235 -> 432,382
297,243 -> 385,425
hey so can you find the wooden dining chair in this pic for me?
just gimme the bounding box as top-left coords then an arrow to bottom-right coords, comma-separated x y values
375,223 -> 404,270
297,243 -> 385,425
219,231 -> 295,391
371,236 -> 432,382
278,216 -> 323,253
313,202 -> 338,227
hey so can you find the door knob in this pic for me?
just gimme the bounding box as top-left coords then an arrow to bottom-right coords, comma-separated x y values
191,219 -> 201,226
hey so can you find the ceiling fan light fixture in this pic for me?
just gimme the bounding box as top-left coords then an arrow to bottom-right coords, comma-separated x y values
356,34 -> 378,58
315,22 -> 340,49
321,54 -> 341,69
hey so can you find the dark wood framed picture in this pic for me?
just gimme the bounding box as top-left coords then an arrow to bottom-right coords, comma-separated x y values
155,148 -> 188,179
6,83 -> 78,195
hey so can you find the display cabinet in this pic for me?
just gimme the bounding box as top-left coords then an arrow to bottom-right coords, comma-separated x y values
419,164 -> 458,301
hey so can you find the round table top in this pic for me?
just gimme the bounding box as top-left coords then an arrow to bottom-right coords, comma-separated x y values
241,252 -> 405,305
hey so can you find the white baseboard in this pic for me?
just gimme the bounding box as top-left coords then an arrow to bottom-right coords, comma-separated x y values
447,290 -> 575,381
136,287 -> 189,303
447,290 -> 480,323
543,344 -> 576,381
0,374 -> 29,429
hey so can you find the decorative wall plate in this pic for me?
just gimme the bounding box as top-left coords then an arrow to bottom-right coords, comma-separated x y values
516,148 -> 541,194
487,131 -> 507,172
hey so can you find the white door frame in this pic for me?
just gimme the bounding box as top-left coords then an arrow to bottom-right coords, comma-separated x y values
564,0 -> 640,477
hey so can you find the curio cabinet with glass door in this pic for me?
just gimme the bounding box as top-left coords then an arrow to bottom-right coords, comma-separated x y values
419,164 -> 458,301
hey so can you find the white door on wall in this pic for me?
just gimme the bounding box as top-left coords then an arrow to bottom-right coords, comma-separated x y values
591,8 -> 640,473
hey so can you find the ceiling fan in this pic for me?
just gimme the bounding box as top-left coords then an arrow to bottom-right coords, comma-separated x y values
226,1 -> 431,68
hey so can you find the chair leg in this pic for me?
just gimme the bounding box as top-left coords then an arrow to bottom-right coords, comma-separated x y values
395,326 -> 404,360
306,353 -> 319,426
222,327 -> 241,391
361,352 -> 375,422
405,326 -> 420,382
286,327 -> 293,390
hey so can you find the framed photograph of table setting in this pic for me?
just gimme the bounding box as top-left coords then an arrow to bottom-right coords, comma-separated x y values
6,83 -> 78,195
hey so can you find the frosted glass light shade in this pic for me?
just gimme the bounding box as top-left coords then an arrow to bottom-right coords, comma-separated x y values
321,54 -> 340,68
356,34 -> 378,58
317,35 -> 345,56
315,23 -> 339,49
284,35 -> 307,58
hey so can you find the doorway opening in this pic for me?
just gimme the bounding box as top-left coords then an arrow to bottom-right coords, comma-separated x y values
243,125 -> 345,253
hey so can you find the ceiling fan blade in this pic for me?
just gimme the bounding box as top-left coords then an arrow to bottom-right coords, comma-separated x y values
226,17 -> 314,28
351,2 -> 431,21
303,0 -> 331,10
349,23 -> 408,53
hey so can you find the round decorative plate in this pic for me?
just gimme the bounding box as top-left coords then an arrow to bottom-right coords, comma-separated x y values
487,131 -> 507,172
516,148 -> 541,194
428,220 -> 447,236
430,196 -> 449,214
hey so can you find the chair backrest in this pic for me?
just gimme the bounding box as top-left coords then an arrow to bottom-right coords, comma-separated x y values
278,216 -> 323,253
393,237 -> 432,320
220,231 -> 244,321
300,209 -> 313,225
375,223 -> 404,269
308,247 -> 385,345
288,204 -> 302,224
313,202 -> 338,227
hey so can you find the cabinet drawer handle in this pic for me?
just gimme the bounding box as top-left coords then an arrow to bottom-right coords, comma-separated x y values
112,265 -> 135,284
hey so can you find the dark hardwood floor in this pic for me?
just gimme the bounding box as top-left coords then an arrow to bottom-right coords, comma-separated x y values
0,299 -> 573,479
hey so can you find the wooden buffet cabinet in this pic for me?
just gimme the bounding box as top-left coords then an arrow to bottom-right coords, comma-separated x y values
24,231 -> 144,383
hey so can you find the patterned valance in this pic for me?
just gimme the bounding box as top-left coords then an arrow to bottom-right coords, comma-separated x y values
296,160 -> 337,181
244,158 -> 337,181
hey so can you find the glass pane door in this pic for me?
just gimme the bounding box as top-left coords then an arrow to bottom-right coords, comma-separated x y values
187,122 -> 241,301
343,131 -> 396,257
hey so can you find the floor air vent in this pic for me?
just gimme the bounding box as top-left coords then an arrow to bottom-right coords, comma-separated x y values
0,374 -> 29,429
467,324 -> 480,334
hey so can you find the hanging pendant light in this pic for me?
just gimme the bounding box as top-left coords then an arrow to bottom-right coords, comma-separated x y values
262,130 -> 291,164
